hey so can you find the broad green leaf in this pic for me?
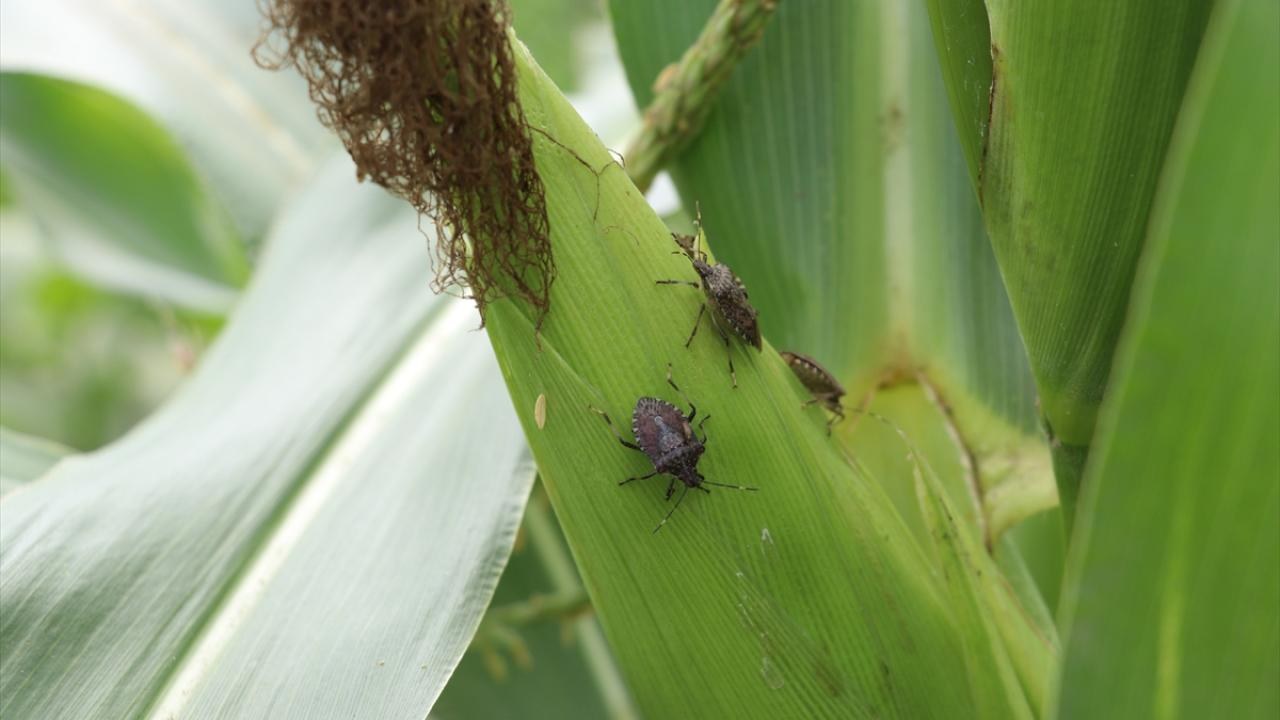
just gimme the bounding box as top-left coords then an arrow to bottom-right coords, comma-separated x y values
850,390 -> 1059,716
0,427 -> 69,494
433,486 -> 636,720
0,0 -> 331,240
0,157 -> 532,719
926,0 -> 1215,518
0,72 -> 246,310
610,0 -> 1052,550
1055,0 -> 1279,717
476,37 -> 1049,719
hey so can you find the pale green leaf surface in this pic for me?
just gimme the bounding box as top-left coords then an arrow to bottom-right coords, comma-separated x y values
0,72 -> 247,311
1055,0 -> 1279,716
0,0 -> 331,239
0,158 -> 532,719
479,38 -> 1044,719
0,427 -> 70,495
610,1 -> 1051,544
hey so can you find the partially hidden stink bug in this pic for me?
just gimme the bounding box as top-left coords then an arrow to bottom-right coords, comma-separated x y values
657,212 -> 761,388
781,350 -> 847,434
591,364 -> 757,533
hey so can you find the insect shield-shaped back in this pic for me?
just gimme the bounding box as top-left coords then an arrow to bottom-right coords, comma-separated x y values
632,397 -> 704,486
781,350 -> 847,434
590,365 -> 758,532
658,221 -> 762,387
695,261 -> 762,350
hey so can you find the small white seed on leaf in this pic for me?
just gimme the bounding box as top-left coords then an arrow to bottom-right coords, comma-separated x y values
534,393 -> 547,429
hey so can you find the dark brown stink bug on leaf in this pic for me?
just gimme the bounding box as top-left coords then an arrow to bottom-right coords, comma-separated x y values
591,365 -> 757,533
781,351 -> 847,434
658,218 -> 761,388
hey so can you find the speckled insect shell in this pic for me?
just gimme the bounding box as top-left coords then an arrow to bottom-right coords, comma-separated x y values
695,260 -> 762,349
632,397 -> 704,485
781,351 -> 845,403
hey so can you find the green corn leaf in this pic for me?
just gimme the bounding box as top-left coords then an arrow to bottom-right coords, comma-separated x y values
1055,0 -> 1279,716
0,72 -> 248,311
433,486 -> 638,719
610,0 -> 1053,555
475,36 -> 1054,719
0,158 -> 533,719
924,0 -> 1215,521
0,427 -> 69,495
0,0 -> 332,239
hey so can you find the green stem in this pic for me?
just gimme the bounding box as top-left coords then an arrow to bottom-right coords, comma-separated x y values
623,0 -> 780,192
1049,440 -> 1088,543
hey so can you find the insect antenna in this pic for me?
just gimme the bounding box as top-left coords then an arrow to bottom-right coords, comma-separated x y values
701,480 -> 759,492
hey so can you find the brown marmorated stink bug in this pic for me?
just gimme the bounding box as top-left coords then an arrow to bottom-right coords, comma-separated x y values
656,212 -> 761,388
591,364 -> 757,533
781,350 -> 847,434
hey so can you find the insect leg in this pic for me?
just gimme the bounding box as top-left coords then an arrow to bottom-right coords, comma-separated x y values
655,279 -> 700,288
683,303 -> 707,348
590,406 -> 642,451
666,363 -> 696,420
826,399 -> 846,435
697,414 -> 711,443
619,470 -> 660,486
705,313 -> 737,388
664,477 -> 677,500
653,485 -> 690,534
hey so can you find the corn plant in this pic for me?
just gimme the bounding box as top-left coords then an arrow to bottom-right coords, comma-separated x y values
0,0 -> 1274,718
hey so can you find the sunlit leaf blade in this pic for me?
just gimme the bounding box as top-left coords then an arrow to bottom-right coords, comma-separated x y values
476,37 -> 1048,719
0,158 -> 532,719
433,488 -> 634,720
928,0 -> 1214,517
0,72 -> 246,310
0,0 -> 330,239
1053,0 -> 1280,716
609,1 -> 1052,547
0,427 -> 69,494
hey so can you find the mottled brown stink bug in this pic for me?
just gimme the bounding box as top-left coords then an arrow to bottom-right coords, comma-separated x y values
657,211 -> 761,388
591,364 -> 757,533
781,350 -> 847,434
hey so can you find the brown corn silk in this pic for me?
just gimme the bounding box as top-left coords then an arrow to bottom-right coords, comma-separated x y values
257,0 -> 553,326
